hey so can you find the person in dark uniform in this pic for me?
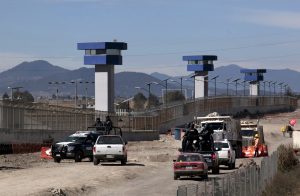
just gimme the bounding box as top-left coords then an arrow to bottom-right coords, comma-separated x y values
94,118 -> 103,127
182,123 -> 199,152
104,116 -> 113,134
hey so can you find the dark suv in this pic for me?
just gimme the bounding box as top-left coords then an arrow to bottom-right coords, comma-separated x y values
51,131 -> 104,163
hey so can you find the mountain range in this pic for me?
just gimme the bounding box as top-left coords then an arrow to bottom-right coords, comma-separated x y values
0,60 -> 299,99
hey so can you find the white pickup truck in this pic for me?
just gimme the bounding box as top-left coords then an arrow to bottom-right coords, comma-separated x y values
93,135 -> 127,165
214,140 -> 236,169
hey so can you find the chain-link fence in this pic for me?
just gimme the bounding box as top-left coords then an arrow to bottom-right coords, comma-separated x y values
177,151 -> 278,196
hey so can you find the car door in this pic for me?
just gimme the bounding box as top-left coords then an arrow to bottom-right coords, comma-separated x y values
83,135 -> 94,156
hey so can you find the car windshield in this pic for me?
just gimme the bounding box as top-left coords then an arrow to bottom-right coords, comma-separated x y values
241,129 -> 257,137
64,136 -> 86,143
177,154 -> 203,162
202,123 -> 224,130
97,136 -> 123,144
214,142 -> 229,149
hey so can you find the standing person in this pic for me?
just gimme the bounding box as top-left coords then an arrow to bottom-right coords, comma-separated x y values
281,125 -> 287,137
287,124 -> 294,138
254,134 -> 260,157
105,116 -> 113,133
94,118 -> 103,127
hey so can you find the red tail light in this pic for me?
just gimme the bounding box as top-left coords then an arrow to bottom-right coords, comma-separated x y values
211,153 -> 217,160
93,146 -> 96,153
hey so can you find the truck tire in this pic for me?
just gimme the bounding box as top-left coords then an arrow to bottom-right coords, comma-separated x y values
174,174 -> 179,180
212,166 -> 220,174
88,156 -> 93,162
74,151 -> 83,162
121,157 -> 127,165
229,161 -> 236,169
54,157 -> 61,163
93,157 -> 100,165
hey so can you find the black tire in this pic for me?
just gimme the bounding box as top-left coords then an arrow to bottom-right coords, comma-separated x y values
93,157 -> 100,165
231,161 -> 236,169
74,151 -> 83,162
54,157 -> 61,163
212,166 -> 220,174
88,156 -> 93,162
121,157 -> 127,165
174,174 -> 179,180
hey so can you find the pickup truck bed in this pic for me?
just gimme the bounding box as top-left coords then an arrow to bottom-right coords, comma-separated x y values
93,135 -> 127,165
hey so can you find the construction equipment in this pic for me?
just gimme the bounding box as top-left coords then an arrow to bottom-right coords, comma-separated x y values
194,112 -> 243,158
240,120 -> 268,158
293,130 -> 300,156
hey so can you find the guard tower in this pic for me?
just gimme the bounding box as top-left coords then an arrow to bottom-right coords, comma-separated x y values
183,55 -> 217,98
240,69 -> 266,96
77,42 -> 127,112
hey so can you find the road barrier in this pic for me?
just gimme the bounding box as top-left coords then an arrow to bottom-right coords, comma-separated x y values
177,151 -> 278,196
0,143 -> 45,155
40,147 -> 52,159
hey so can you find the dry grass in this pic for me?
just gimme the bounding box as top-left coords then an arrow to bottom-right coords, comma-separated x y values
277,145 -> 299,172
263,145 -> 300,196
262,167 -> 300,196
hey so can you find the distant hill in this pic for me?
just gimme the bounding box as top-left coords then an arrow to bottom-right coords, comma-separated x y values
0,60 -> 299,99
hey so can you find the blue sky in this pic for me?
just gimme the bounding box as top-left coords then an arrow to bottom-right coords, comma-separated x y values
0,0 -> 300,76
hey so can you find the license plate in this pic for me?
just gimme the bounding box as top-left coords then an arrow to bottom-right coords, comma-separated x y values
106,155 -> 114,158
205,159 -> 211,162
56,154 -> 61,157
186,166 -> 193,169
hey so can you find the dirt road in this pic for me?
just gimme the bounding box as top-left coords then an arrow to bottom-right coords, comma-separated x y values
0,110 -> 298,196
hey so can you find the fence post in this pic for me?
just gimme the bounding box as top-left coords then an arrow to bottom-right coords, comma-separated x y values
212,178 -> 215,196
244,169 -> 247,196
204,180 -> 207,195
222,177 -> 224,196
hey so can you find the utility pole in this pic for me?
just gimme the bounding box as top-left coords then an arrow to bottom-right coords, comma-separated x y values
278,82 -> 284,96
210,75 -> 219,97
232,78 -> 240,96
273,81 -> 277,95
226,78 -> 231,96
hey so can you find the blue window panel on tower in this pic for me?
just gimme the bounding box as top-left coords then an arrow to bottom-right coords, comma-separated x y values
244,75 -> 264,81
187,64 -> 214,72
240,69 -> 266,74
77,42 -> 127,50
183,55 -> 217,61
84,55 -> 123,65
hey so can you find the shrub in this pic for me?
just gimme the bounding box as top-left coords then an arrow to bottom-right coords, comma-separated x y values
277,145 -> 299,172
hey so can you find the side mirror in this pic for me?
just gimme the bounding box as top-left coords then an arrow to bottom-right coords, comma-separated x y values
173,159 -> 176,163
178,148 -> 183,152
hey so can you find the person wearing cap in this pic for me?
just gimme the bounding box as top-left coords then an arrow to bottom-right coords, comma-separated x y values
254,134 -> 260,157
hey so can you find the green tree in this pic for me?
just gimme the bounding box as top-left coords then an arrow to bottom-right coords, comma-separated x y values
285,87 -> 295,97
2,92 -> 9,100
147,93 -> 160,108
13,90 -> 34,103
163,91 -> 185,103
133,93 -> 146,111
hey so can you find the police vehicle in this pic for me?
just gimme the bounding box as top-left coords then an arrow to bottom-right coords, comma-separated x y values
51,131 -> 105,163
